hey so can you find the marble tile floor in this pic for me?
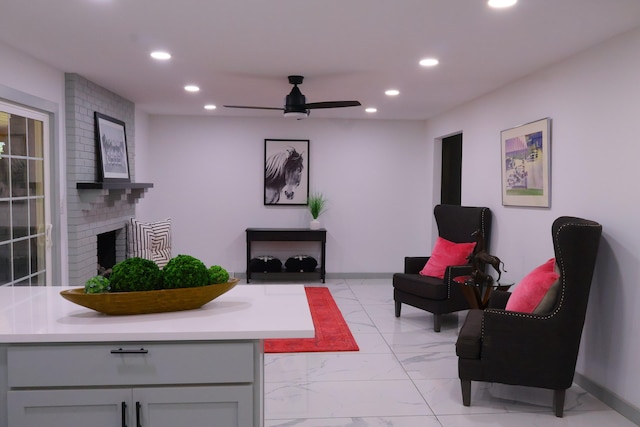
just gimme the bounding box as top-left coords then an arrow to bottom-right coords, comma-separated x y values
263,278 -> 635,427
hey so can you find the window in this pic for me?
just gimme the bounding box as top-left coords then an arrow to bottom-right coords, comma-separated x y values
0,103 -> 50,286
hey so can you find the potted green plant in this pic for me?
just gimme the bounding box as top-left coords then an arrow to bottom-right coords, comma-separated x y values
308,191 -> 327,229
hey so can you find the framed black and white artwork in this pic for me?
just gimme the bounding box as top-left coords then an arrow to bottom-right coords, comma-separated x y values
95,112 -> 130,182
264,138 -> 309,205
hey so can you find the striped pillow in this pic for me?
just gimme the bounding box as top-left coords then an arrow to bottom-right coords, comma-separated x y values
127,218 -> 172,268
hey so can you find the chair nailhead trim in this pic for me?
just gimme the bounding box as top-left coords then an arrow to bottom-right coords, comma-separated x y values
480,221 -> 601,342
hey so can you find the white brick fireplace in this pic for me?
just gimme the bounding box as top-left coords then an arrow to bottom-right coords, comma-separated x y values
65,74 -> 149,286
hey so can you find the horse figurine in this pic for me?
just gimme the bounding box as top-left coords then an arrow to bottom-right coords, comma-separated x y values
467,229 -> 506,284
264,147 -> 304,204
474,251 -> 506,282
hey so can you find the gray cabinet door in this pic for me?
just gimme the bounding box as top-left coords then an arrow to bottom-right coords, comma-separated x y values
9,386 -> 254,427
8,388 -> 131,427
134,385 -> 254,427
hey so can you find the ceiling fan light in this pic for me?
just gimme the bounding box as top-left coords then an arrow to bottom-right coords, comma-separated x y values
284,111 -> 309,119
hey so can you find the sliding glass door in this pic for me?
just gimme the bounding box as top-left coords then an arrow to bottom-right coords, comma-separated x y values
0,102 -> 51,286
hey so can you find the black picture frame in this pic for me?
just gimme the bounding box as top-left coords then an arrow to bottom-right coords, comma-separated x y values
264,138 -> 309,205
95,112 -> 130,182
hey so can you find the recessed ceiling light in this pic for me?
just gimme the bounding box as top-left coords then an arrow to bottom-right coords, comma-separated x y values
150,51 -> 171,60
385,89 -> 400,96
184,85 -> 200,92
419,58 -> 439,67
204,104 -> 217,110
488,0 -> 517,8
365,107 -> 377,113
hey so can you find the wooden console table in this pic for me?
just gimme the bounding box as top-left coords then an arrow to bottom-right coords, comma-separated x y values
246,228 -> 327,283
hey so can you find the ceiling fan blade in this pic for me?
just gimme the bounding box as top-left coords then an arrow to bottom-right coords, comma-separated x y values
223,105 -> 284,111
304,101 -> 361,110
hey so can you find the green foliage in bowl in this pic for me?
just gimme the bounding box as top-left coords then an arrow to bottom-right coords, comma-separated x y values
162,254 -> 209,289
109,257 -> 162,292
84,275 -> 111,294
208,265 -> 230,284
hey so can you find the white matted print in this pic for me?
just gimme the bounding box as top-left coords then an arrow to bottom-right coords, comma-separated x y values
264,139 -> 309,205
95,112 -> 130,182
501,118 -> 551,208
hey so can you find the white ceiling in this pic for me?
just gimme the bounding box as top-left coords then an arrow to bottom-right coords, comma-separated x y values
1,0 -> 640,120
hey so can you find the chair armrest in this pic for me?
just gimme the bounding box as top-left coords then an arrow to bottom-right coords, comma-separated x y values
487,290 -> 511,309
480,309 -> 577,386
444,264 -> 473,283
404,257 -> 429,274
482,308 -> 560,351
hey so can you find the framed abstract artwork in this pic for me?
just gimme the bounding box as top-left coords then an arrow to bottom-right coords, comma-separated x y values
264,138 -> 309,205
501,118 -> 551,207
95,112 -> 130,182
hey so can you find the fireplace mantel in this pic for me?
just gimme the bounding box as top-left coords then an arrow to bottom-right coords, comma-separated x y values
76,182 -> 153,190
76,182 -> 153,210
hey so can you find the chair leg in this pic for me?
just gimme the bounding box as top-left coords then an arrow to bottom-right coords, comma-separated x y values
553,389 -> 565,417
394,300 -> 401,317
461,379 -> 471,406
433,313 -> 441,332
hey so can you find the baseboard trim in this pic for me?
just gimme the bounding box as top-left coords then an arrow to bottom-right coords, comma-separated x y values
326,272 -> 393,279
574,372 -> 640,425
234,272 -> 393,280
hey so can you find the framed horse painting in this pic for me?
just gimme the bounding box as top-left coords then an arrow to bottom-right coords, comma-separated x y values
264,139 -> 309,205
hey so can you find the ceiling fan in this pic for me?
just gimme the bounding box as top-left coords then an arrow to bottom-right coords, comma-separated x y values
224,75 -> 361,119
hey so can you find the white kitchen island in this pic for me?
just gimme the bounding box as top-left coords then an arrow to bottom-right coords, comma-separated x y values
0,284 -> 314,427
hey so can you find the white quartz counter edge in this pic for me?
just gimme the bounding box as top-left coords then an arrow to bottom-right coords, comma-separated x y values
0,284 -> 315,344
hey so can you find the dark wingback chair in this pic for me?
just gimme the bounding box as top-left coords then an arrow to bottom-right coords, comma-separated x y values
455,216 -> 602,417
392,204 -> 492,332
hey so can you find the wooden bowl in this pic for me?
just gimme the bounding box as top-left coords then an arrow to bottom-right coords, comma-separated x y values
60,278 -> 240,315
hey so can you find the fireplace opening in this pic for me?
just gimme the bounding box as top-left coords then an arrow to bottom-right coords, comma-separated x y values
97,230 -> 116,276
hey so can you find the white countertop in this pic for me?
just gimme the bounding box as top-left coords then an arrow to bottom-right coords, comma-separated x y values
0,284 -> 315,344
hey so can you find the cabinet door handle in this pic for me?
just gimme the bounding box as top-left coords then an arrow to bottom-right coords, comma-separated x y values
110,348 -> 149,354
136,401 -> 142,427
121,401 -> 127,427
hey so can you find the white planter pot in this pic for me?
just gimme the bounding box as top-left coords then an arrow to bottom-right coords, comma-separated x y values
310,219 -> 321,230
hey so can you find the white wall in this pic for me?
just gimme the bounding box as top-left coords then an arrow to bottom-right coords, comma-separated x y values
136,116 -> 430,275
426,27 -> 640,412
0,41 -> 68,284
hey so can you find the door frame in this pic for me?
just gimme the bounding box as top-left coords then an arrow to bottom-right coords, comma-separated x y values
0,85 -> 64,285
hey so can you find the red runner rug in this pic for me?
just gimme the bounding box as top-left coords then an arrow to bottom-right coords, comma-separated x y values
264,287 -> 359,353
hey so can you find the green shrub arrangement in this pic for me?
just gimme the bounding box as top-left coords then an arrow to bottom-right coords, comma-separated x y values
86,255 -> 231,294
109,257 -> 162,292
208,265 -> 230,284
162,254 -> 209,289
84,275 -> 111,294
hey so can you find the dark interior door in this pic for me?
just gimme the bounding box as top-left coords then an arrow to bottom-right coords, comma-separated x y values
441,133 -> 462,205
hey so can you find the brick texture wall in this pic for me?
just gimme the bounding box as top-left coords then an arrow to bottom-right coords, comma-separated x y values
65,73 -> 137,286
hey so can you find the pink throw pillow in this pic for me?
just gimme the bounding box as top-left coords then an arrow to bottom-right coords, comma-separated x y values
419,237 -> 476,279
505,258 -> 560,313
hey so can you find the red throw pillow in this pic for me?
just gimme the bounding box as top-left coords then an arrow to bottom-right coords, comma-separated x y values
419,237 -> 476,279
505,258 -> 560,313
